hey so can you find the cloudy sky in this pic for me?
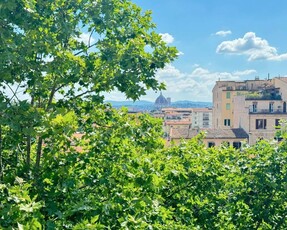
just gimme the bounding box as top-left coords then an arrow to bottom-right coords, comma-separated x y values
105,0 -> 287,102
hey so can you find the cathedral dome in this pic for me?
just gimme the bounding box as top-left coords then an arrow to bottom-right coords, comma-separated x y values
155,92 -> 169,107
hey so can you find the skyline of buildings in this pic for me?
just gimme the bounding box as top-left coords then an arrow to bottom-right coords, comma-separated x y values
154,76 -> 287,147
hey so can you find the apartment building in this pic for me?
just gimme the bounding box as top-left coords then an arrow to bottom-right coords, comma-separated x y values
161,107 -> 212,142
191,108 -> 212,129
162,108 -> 212,128
213,77 -> 287,144
161,108 -> 192,140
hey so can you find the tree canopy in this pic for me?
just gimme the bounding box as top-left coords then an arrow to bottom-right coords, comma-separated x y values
0,0 -> 178,171
1,0 -> 287,229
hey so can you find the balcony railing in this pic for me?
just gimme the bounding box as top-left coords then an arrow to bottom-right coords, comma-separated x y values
245,94 -> 282,100
249,108 -> 287,114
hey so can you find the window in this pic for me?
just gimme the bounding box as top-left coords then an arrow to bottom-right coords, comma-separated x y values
224,119 -> 231,126
208,142 -> 215,148
256,119 -> 267,129
203,113 -> 209,121
226,91 -> 231,99
269,102 -> 274,112
275,119 -> 280,129
233,142 -> 242,149
226,103 -> 231,110
252,102 -> 257,112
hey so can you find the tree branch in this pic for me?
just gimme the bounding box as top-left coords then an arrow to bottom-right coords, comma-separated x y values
74,43 -> 97,56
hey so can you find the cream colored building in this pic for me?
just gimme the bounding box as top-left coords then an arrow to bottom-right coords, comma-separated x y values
161,107 -> 212,140
162,107 -> 212,128
213,77 -> 287,144
191,108 -> 212,129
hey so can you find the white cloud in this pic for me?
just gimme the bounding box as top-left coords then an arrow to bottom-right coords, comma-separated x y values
216,32 -> 287,61
149,65 -> 257,102
156,64 -> 183,80
103,65 -> 257,102
159,33 -> 174,44
76,32 -> 95,46
215,30 -> 232,37
233,69 -> 257,76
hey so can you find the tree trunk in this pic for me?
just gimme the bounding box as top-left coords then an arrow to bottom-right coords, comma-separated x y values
26,135 -> 31,168
35,137 -> 43,170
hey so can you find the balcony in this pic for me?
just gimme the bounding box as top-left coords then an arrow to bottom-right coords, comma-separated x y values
245,91 -> 282,100
249,108 -> 286,114
246,95 -> 282,100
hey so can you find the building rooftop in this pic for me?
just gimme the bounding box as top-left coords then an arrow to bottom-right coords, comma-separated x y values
170,128 -> 249,140
276,76 -> 287,83
170,128 -> 200,139
205,128 -> 249,139
162,108 -> 193,112
192,108 -> 212,112
165,121 -> 191,126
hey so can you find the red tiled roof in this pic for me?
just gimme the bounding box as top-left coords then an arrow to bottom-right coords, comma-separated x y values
165,121 -> 191,126
170,128 -> 248,140
205,128 -> 249,139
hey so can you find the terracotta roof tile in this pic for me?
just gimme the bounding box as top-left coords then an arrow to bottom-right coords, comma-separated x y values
205,128 -> 249,139
165,121 -> 191,125
170,128 -> 249,140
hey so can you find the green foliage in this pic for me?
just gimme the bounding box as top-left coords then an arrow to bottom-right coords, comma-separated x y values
2,0 -> 287,229
0,0 -> 178,175
1,106 -> 287,228
0,178 -> 43,229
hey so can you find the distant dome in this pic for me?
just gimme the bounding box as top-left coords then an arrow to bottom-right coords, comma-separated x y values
155,92 -> 169,107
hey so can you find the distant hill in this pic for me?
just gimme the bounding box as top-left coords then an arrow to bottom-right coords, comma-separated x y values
105,100 -> 212,111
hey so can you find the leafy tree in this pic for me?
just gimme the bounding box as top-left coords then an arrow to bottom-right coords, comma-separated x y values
0,0 -> 178,175
0,0 -> 180,228
2,0 -> 287,229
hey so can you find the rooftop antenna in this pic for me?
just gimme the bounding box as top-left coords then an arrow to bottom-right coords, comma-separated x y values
267,73 -> 270,80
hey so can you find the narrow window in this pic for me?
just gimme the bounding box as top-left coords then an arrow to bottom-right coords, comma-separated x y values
233,142 -> 242,149
226,91 -> 231,99
275,119 -> 280,129
252,102 -> 257,112
224,119 -> 231,126
226,103 -> 231,110
269,102 -> 274,113
256,119 -> 267,129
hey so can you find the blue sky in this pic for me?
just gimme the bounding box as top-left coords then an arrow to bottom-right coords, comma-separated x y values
105,0 -> 287,102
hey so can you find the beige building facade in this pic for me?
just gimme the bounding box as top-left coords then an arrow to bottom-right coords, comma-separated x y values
213,77 -> 287,144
